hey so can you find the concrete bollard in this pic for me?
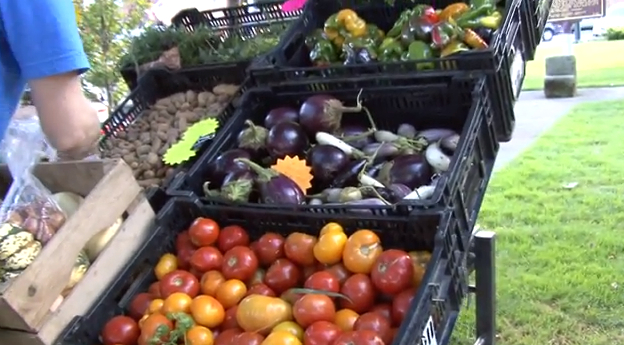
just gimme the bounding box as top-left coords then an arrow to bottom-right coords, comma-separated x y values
544,55 -> 577,98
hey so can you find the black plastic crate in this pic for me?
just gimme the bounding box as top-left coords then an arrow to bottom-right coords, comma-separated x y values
521,0 -> 553,60
250,0 -> 528,142
171,1 -> 302,34
99,63 -> 251,191
56,196 -> 468,345
168,74 -> 497,226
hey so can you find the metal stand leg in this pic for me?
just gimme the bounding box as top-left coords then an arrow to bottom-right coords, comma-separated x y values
473,231 -> 496,345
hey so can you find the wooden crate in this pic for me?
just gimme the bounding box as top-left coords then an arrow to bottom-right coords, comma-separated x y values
0,159 -> 156,344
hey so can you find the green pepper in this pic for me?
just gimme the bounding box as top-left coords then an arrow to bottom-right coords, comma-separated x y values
431,21 -> 460,49
404,41 -> 435,70
378,38 -> 404,62
310,39 -> 338,66
455,4 -> 496,28
387,9 -> 413,38
366,24 -> 385,45
305,29 -> 327,49
479,11 -> 503,29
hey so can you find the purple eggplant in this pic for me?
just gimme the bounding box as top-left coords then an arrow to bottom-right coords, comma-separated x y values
207,149 -> 251,186
388,183 -> 412,199
235,158 -> 305,205
377,154 -> 433,189
265,107 -> 299,129
362,142 -> 400,162
329,159 -> 367,188
237,120 -> 268,156
326,198 -> 387,214
299,95 -> 362,135
339,124 -> 374,149
266,121 -> 309,159
307,144 -> 350,182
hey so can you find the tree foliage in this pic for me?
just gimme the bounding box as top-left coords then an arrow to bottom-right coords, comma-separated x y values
77,0 -> 150,110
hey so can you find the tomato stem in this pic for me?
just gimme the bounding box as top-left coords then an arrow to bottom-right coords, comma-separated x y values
287,288 -> 354,304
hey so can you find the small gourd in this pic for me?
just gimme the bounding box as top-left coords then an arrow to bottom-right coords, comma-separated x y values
0,223 -> 42,282
62,250 -> 90,296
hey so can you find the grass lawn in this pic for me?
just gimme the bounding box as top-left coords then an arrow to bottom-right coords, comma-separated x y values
450,99 -> 624,344
522,40 -> 624,90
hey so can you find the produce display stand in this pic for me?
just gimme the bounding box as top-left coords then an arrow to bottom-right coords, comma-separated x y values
0,160 -> 156,345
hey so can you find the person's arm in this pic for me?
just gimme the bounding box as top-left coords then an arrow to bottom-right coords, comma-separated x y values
1,0 -> 101,159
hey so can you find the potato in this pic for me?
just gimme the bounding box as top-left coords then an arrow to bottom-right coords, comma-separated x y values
198,91 -> 216,106
213,84 -> 239,96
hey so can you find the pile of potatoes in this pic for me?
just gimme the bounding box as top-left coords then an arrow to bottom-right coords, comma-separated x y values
101,83 -> 240,188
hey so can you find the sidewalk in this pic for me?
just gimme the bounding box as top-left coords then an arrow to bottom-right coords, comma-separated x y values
493,86 -> 624,171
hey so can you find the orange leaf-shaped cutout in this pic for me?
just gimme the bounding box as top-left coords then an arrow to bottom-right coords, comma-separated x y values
271,156 -> 313,194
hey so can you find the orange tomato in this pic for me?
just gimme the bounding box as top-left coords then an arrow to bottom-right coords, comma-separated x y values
272,321 -> 304,340
162,292 -> 192,314
186,325 -> 214,345
147,299 -> 164,314
408,251 -> 431,288
262,331 -> 302,345
155,253 -> 178,280
334,309 -> 359,331
215,279 -> 247,309
139,313 -> 172,345
138,313 -> 150,328
201,270 -> 226,296
313,225 -> 347,265
342,230 -> 383,274
190,295 -> 225,328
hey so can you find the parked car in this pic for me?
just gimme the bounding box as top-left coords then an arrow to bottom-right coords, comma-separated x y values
543,22 -> 564,41
593,5 -> 624,36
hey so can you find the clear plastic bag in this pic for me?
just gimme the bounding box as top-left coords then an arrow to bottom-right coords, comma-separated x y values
0,116 -> 66,244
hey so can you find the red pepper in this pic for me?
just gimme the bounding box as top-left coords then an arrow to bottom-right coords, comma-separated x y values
421,6 -> 440,24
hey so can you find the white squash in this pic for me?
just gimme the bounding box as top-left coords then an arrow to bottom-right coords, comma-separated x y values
84,217 -> 123,261
53,192 -> 84,217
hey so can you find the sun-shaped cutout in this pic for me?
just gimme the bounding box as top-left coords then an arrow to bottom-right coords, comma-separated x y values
271,155 -> 313,194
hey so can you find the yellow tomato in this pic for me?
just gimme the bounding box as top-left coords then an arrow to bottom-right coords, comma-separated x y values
272,321 -> 304,340
147,299 -> 164,314
313,227 -> 347,265
162,292 -> 192,314
334,309 -> 359,331
342,229 -> 382,274
186,325 -> 214,345
320,222 -> 344,236
262,331 -> 302,345
190,295 -> 225,328
155,253 -> 177,280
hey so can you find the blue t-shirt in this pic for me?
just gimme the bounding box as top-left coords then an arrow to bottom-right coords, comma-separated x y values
0,0 -> 89,139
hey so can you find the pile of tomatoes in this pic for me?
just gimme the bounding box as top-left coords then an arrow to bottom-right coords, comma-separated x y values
100,218 -> 431,345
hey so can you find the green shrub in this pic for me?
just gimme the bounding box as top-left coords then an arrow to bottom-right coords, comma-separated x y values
606,28 -> 624,41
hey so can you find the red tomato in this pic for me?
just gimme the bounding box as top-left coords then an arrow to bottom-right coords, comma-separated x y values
214,328 -> 242,345
264,258 -> 302,295
253,232 -> 285,266
392,288 -> 416,326
176,245 -> 196,270
101,315 -> 140,345
218,225 -> 250,252
370,249 -> 414,295
293,294 -> 336,328
324,263 -> 352,285
176,231 -> 195,252
221,306 -> 239,330
370,303 -> 392,322
160,270 -> 200,298
303,321 -> 342,345
245,283 -> 276,297
148,282 -> 161,298
232,332 -> 264,345
354,312 -> 393,344
189,217 -> 220,247
247,268 -> 266,286
304,271 -> 340,295
128,292 -> 153,320
190,246 -> 223,273
333,330 -> 384,345
221,246 -> 258,281
284,232 -> 317,266
340,274 -> 376,314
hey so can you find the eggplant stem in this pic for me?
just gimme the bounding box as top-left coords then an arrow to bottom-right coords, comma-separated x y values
365,186 -> 391,205
361,106 -> 377,131
339,88 -> 365,113
235,158 -> 277,181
